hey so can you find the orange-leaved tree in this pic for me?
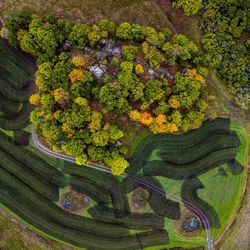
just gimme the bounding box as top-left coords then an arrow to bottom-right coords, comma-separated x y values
140,112 -> 154,126
68,69 -> 84,83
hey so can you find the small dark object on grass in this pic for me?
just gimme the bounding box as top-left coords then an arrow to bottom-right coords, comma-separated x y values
182,217 -> 200,232
14,130 -> 30,146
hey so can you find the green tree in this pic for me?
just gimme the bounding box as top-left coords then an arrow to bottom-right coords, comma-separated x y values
172,0 -> 203,16
108,125 -> 124,141
69,23 -> 90,49
98,19 -> 116,33
92,130 -> 109,146
87,145 -> 106,162
116,22 -> 132,40
131,24 -> 145,41
61,138 -> 86,156
121,45 -> 138,61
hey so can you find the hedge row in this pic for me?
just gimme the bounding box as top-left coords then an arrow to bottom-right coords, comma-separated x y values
143,148 -> 237,179
0,93 -> 21,115
0,131 -> 64,184
127,118 -> 232,174
63,164 -> 130,218
0,101 -> 32,130
0,150 -> 58,201
0,79 -> 30,102
158,132 -> 240,165
0,39 -> 35,89
88,205 -> 165,230
0,175 -> 169,249
69,176 -> 111,204
181,178 -> 220,229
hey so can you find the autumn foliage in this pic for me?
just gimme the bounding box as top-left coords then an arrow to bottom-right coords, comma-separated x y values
29,93 -> 40,105
185,69 -> 205,85
129,110 -> 178,134
68,69 -> 84,83
135,64 -> 144,75
72,55 -> 86,68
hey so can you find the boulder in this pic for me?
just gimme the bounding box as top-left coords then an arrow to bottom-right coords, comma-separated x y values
88,65 -> 106,79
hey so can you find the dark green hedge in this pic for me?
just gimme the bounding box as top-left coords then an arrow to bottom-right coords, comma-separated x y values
0,131 -> 64,185
0,101 -> 31,130
143,148 -> 238,179
89,205 -> 165,230
181,178 -> 220,229
63,164 -> 130,218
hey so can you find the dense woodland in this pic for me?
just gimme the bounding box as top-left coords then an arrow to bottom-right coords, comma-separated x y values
0,0 -> 248,175
173,0 -> 249,108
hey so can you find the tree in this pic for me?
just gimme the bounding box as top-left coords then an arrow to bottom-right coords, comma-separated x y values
162,35 -> 198,64
139,112 -> 153,126
61,138 -> 86,156
131,24 -> 145,42
155,114 -> 166,126
76,154 -> 88,165
129,110 -> 141,121
41,93 -> 56,110
51,60 -> 73,89
4,12 -> 31,47
171,110 -> 182,127
168,95 -> 181,109
29,93 -> 40,105
181,111 -> 205,131
135,64 -> 144,75
142,42 -> 164,68
121,45 -> 138,61
68,69 -> 84,83
88,111 -> 102,133
172,0 -> 203,16
104,151 -> 129,175
142,79 -> 165,106
185,69 -> 205,85
87,145 -> 106,162
69,23 -> 90,49
153,101 -> 169,115
144,27 -> 165,47
88,24 -> 108,46
120,61 -> 134,73
108,125 -> 124,141
173,71 -> 202,109
54,88 -> 70,107
72,55 -> 86,68
116,22 -> 132,40
92,130 -> 109,146
98,19 -> 116,33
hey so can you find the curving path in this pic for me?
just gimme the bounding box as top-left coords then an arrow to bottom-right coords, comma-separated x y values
31,126 -> 214,250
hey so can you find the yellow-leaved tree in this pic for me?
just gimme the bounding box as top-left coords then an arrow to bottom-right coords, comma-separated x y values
135,64 -> 144,75
168,95 -> 181,109
72,55 -> 86,68
129,110 -> 141,121
29,93 -> 40,105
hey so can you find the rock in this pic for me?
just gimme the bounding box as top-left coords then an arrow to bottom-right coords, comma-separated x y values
96,51 -> 108,61
100,39 -> 107,46
117,141 -> 123,146
134,203 -> 140,209
83,196 -> 89,204
63,40 -> 71,50
111,47 -> 122,59
88,65 -> 106,79
148,68 -> 155,75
